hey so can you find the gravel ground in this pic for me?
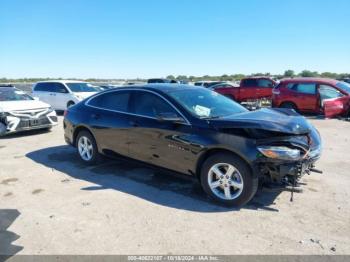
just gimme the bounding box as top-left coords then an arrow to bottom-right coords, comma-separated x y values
1,116 -> 349,255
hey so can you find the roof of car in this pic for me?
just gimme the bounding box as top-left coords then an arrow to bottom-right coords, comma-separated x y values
36,80 -> 87,84
104,84 -> 198,93
0,86 -> 17,91
280,77 -> 339,85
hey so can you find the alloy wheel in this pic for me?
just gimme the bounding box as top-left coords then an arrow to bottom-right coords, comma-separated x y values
78,136 -> 93,161
208,163 -> 244,200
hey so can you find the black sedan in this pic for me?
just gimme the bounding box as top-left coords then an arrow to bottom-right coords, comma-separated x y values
63,84 -> 322,206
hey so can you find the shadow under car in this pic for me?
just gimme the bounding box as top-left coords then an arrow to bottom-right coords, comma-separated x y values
26,145 -> 281,212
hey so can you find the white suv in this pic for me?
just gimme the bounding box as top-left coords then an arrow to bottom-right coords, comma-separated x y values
32,80 -> 97,110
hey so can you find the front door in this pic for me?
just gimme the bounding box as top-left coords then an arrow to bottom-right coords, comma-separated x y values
256,78 -> 274,98
319,84 -> 348,118
128,90 -> 194,174
51,83 -> 70,110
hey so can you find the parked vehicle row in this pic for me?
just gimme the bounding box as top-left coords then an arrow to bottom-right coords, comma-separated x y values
63,84 -> 322,206
0,84 -> 57,136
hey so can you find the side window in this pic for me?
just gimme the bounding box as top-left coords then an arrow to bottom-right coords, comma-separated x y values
133,91 -> 178,118
288,83 -> 316,94
88,91 -> 130,112
257,79 -> 274,88
53,83 -> 68,93
319,85 -> 344,100
34,83 -> 50,92
241,79 -> 258,87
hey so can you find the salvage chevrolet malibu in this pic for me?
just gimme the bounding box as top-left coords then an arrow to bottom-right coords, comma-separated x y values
0,85 -> 58,136
64,84 -> 322,206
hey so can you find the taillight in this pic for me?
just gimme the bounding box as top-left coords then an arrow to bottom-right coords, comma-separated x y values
272,89 -> 280,95
63,110 -> 68,117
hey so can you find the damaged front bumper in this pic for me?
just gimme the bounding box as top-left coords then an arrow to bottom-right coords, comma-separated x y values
256,145 -> 322,184
0,108 -> 58,136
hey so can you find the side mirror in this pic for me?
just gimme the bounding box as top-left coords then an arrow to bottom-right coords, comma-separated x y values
157,112 -> 185,123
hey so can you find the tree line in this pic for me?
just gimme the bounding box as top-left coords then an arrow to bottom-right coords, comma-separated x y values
1,70 -> 349,83
166,70 -> 350,82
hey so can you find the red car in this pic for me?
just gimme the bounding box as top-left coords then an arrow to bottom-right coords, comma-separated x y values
272,78 -> 350,118
211,77 -> 276,102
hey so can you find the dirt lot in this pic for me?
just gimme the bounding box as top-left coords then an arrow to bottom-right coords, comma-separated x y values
1,116 -> 350,255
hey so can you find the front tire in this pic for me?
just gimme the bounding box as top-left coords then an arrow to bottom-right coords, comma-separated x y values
200,153 -> 258,207
280,102 -> 298,112
76,131 -> 101,165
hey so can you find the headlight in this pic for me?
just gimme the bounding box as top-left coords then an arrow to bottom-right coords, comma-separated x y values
74,94 -> 84,100
257,146 -> 301,161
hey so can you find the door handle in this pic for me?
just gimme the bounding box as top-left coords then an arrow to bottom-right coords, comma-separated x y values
91,113 -> 100,119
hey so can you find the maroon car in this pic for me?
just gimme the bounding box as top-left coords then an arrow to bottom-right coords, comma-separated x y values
272,78 -> 350,118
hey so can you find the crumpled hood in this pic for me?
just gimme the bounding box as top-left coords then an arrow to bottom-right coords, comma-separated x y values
209,108 -> 313,135
0,100 -> 50,113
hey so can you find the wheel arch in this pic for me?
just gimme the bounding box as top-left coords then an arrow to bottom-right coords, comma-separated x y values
195,148 -> 255,181
280,101 -> 298,109
72,125 -> 95,147
67,100 -> 75,108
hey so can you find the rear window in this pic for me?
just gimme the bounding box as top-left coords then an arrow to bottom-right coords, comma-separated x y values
257,79 -> 274,88
287,83 -> 316,94
88,91 -> 130,112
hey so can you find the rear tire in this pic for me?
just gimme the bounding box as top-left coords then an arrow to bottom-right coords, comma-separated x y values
76,130 -> 101,165
200,153 -> 258,207
280,102 -> 298,112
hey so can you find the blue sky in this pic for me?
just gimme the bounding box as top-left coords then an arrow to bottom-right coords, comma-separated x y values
1,0 -> 349,79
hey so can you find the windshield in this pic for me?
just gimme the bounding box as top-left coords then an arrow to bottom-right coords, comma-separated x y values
66,83 -> 96,92
336,82 -> 350,94
168,88 -> 247,118
0,88 -> 33,101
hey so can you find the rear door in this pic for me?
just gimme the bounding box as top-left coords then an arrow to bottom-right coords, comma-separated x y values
319,84 -> 348,118
86,90 -> 132,157
288,83 -> 318,112
128,90 -> 194,173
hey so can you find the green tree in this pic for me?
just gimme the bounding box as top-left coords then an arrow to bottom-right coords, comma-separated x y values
166,75 -> 175,80
176,75 -> 188,80
299,70 -> 319,77
320,72 -> 338,79
284,70 -> 295,77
